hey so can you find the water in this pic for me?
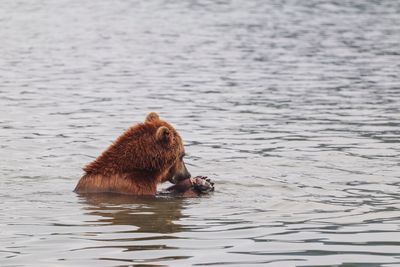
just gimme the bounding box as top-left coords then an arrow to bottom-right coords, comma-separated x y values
1,0 -> 400,266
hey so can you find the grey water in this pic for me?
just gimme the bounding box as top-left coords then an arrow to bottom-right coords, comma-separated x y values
1,0 -> 400,266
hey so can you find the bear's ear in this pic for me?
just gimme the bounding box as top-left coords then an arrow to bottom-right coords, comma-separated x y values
156,126 -> 172,143
145,112 -> 160,123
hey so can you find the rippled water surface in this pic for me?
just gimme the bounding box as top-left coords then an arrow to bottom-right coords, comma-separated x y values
1,0 -> 400,266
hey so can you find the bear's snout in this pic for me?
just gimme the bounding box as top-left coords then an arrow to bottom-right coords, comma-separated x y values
170,160 -> 191,184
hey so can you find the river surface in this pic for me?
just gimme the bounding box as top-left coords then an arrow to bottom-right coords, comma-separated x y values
1,0 -> 400,266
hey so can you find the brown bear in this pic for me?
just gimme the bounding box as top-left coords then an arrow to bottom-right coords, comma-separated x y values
74,112 -> 213,196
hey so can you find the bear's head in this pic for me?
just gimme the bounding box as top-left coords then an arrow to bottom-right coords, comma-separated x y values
144,112 -> 191,184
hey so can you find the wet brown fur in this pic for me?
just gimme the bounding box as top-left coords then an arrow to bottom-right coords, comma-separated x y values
74,112 -> 185,196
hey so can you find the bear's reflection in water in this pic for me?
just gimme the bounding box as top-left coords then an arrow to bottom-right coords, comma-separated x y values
77,193 -> 185,234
